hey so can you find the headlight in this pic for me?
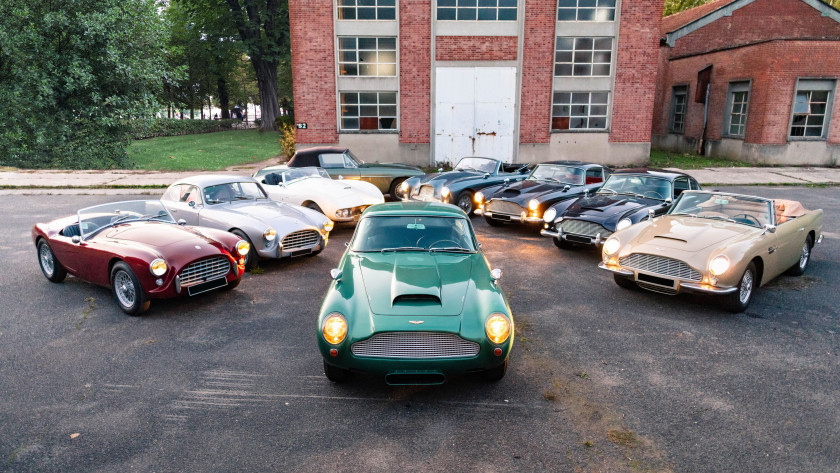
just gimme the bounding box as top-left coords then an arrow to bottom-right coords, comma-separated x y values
616,218 -> 632,231
543,208 -> 557,222
323,220 -> 334,232
475,191 -> 484,203
236,240 -> 251,256
709,255 -> 730,276
440,187 -> 451,200
263,227 -> 276,241
149,258 -> 167,276
603,237 -> 620,256
528,199 -> 539,212
399,181 -> 409,192
322,313 -> 347,345
485,313 -> 511,344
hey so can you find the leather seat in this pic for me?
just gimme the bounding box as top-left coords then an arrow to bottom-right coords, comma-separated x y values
62,224 -> 81,237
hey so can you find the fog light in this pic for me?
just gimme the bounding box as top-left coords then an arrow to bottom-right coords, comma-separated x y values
494,347 -> 502,356
155,278 -> 163,286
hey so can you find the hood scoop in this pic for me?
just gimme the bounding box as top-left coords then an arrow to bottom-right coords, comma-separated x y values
393,294 -> 441,305
390,257 -> 442,306
500,188 -> 520,195
653,235 -> 687,243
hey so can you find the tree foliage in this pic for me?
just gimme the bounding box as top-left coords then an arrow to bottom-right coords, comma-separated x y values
0,0 -> 169,168
664,0 -> 840,16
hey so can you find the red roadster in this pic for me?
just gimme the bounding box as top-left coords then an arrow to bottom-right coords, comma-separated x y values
32,200 -> 250,315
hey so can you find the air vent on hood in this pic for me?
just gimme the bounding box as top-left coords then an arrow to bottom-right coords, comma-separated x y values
393,294 -> 441,305
653,235 -> 688,243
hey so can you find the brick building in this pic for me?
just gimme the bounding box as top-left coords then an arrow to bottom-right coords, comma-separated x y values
652,0 -> 840,165
289,0 -> 662,166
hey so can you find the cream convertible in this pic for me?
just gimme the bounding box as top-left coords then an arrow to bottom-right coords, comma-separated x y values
599,191 -> 823,312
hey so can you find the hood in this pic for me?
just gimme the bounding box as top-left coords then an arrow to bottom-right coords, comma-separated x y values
101,222 -> 226,257
492,179 -> 582,204
357,252 -> 473,316
359,162 -> 422,172
212,200 -> 318,225
564,194 -> 660,225
416,170 -> 487,187
630,216 -> 755,253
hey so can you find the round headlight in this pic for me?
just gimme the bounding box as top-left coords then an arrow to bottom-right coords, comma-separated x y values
441,186 -> 450,199
616,218 -> 632,231
399,181 -> 409,192
149,258 -> 167,276
709,255 -> 730,276
323,219 -> 334,232
603,237 -> 620,256
263,227 -> 276,241
485,313 -> 512,344
543,208 -> 557,222
528,199 -> 539,211
475,191 -> 484,203
322,313 -> 347,345
236,240 -> 251,256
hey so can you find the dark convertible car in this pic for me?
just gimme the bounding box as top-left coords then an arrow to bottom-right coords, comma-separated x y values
540,169 -> 701,249
400,157 -> 529,214
474,161 -> 609,227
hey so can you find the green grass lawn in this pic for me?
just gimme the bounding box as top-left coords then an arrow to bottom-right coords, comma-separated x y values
128,130 -> 282,171
648,149 -> 753,169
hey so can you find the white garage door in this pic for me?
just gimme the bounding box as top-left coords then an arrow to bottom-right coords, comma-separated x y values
434,67 -> 516,164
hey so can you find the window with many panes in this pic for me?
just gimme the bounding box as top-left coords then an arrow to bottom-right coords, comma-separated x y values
436,0 -> 517,21
557,0 -> 616,21
554,37 -> 612,77
338,37 -> 397,76
790,79 -> 835,139
337,0 -> 396,20
340,92 -> 397,131
551,92 -> 609,130
670,86 -> 688,133
724,81 -> 750,138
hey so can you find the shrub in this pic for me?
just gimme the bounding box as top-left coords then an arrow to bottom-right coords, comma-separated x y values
128,119 -> 239,140
279,123 -> 296,159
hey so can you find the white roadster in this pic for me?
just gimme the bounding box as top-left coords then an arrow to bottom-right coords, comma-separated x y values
254,166 -> 384,222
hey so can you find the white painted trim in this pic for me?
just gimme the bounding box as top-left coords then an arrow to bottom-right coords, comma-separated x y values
553,77 -> 614,91
555,21 -> 618,36
335,20 -> 399,36
435,21 -> 519,36
336,77 -> 400,91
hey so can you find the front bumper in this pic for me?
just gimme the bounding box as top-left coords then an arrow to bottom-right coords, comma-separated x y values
476,208 -> 543,223
598,262 -> 738,295
257,231 -> 328,259
542,227 -> 607,246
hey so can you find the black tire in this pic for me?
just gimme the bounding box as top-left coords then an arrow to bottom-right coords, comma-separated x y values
222,276 -> 241,291
455,191 -> 474,215
553,236 -> 572,249
613,273 -> 637,290
304,201 -> 324,215
785,235 -> 813,276
324,360 -> 351,382
483,357 -> 508,382
110,262 -> 150,316
231,230 -> 258,271
484,215 -> 504,227
37,239 -> 67,283
723,261 -> 757,313
389,177 -> 407,201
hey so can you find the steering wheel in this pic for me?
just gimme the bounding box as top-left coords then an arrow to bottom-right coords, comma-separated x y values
418,237 -> 461,249
642,190 -> 665,199
732,213 -> 762,226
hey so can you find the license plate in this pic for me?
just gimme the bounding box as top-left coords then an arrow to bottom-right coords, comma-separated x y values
492,215 -> 510,222
291,248 -> 312,257
187,277 -> 227,296
637,273 -> 675,287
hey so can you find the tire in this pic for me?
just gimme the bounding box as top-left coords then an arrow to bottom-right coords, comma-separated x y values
484,215 -> 504,227
222,276 -> 241,291
613,273 -> 637,290
389,177 -> 407,201
483,357 -> 508,382
723,261 -> 757,313
455,191 -> 474,215
110,262 -> 150,316
785,235 -> 813,276
323,360 -> 351,382
553,236 -> 572,250
231,230 -> 258,271
37,240 -> 67,283
304,201 -> 324,215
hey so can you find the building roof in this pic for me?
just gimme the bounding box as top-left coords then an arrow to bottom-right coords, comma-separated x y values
661,0 -> 739,34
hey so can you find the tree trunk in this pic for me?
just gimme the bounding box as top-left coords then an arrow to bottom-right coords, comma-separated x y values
253,59 -> 280,131
218,78 -> 230,119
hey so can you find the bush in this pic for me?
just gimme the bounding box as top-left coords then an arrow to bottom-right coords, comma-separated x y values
128,119 -> 239,140
276,115 -> 294,128
279,123 -> 295,159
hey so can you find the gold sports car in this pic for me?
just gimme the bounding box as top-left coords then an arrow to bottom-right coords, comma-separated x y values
599,190 -> 824,312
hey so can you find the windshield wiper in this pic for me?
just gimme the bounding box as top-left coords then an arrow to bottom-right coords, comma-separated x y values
598,188 -> 617,195
109,214 -> 138,225
429,247 -> 474,253
702,215 -> 738,224
234,195 -> 253,200
670,212 -> 697,218
381,247 -> 425,253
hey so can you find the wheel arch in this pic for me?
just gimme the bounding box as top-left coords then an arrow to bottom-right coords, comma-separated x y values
750,256 -> 764,287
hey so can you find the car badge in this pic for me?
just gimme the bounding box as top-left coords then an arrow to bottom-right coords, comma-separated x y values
409,320 -> 424,325
195,245 -> 201,250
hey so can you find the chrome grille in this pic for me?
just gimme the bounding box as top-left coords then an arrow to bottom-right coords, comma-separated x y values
418,185 -> 435,199
619,253 -> 702,281
281,229 -> 320,251
179,256 -> 231,286
486,200 -> 524,215
637,281 -> 678,295
351,332 -> 480,359
559,219 -> 612,238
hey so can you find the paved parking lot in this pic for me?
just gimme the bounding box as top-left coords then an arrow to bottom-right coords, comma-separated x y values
1,186 -> 838,472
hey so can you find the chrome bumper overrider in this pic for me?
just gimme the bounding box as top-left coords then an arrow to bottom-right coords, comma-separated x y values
598,262 -> 738,295
478,209 -> 542,223
542,228 -> 604,245
540,229 -> 559,238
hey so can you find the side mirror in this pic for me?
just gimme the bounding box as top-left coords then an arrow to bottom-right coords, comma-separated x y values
178,219 -> 187,226
483,173 -> 490,179
330,269 -> 342,281
504,178 -> 510,185
764,224 -> 777,234
563,185 -> 570,192
648,209 -> 655,220
71,236 -> 81,244
490,268 -> 502,282
665,197 -> 673,204
188,201 -> 195,208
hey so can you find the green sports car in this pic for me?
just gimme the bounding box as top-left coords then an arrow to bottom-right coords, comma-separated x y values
317,202 -> 514,385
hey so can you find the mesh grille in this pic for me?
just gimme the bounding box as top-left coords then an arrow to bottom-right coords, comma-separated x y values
179,257 -> 231,286
559,219 -> 612,238
417,186 -> 435,199
281,230 -> 320,251
351,332 -> 480,359
637,281 -> 678,295
486,200 -> 524,215
619,253 -> 702,281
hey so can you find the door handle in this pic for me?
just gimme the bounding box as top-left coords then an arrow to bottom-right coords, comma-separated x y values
171,209 -> 178,212
797,227 -> 804,232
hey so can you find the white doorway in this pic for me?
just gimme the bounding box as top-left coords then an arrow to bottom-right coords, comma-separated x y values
434,67 -> 517,164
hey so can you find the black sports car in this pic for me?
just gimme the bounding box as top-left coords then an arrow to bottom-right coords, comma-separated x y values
475,161 -> 610,227
541,169 -> 701,249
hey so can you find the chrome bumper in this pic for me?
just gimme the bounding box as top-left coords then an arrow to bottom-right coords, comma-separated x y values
597,262 -> 634,276
540,229 -> 559,238
543,229 -> 605,245
599,262 -> 738,295
478,208 -> 542,223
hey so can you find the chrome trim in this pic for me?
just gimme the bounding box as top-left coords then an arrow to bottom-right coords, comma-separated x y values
559,219 -> 612,239
637,281 -> 677,295
485,200 -> 523,216
597,262 -> 634,276
540,229 -> 560,238
619,253 -> 702,281
281,229 -> 320,251
680,282 -> 738,295
817,234 -> 824,244
179,257 -> 230,287
351,332 -> 480,359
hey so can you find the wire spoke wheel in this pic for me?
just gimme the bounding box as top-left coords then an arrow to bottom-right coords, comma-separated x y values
799,241 -> 810,270
738,268 -> 754,305
114,270 -> 136,308
39,243 -> 54,277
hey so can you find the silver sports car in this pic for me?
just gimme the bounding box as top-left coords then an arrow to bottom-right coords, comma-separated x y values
160,175 -> 334,269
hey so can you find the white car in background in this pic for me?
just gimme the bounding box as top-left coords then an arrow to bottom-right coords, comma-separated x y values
254,166 -> 384,222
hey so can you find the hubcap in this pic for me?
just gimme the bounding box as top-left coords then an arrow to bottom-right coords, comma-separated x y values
39,244 -> 54,276
458,195 -> 472,213
799,242 -> 810,269
739,269 -> 754,304
114,270 -> 136,308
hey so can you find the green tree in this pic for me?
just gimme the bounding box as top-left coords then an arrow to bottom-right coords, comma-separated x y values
664,0 -> 840,16
0,0 -> 169,168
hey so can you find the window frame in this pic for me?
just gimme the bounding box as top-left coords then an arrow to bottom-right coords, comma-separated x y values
788,78 -> 836,141
338,91 -> 399,132
435,0 -> 518,21
723,80 -> 751,139
669,85 -> 689,134
556,0 -> 616,22
337,36 -> 398,77
554,36 -> 613,77
336,0 -> 397,21
550,91 -> 611,132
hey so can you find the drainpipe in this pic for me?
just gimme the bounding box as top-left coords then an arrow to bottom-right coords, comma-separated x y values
698,83 -> 710,156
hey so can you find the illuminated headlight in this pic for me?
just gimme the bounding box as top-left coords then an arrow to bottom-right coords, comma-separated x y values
475,191 -> 484,203
335,209 -> 350,218
236,240 -> 251,256
616,218 -> 632,231
322,313 -> 347,345
149,258 -> 167,276
543,208 -> 557,222
709,255 -> 730,276
441,187 -> 450,200
323,220 -> 334,232
528,199 -> 539,212
263,227 -> 276,241
603,237 -> 620,256
399,181 -> 409,192
485,313 -> 512,344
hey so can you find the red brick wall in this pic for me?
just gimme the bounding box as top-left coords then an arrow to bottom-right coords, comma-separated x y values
399,0 -> 431,144
435,36 -> 518,61
519,1 -> 555,144
289,1 -> 338,144
610,0 -> 663,142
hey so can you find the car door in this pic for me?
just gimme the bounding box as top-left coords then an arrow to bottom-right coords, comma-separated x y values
163,184 -> 201,226
320,153 -> 361,180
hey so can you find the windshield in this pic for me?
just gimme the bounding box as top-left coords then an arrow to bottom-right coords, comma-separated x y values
204,182 -> 267,204
345,151 -> 362,166
528,164 -> 585,185
352,216 -> 477,253
669,192 -> 772,228
598,175 -> 672,200
77,200 -> 175,239
284,167 -> 330,183
454,157 -> 498,174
